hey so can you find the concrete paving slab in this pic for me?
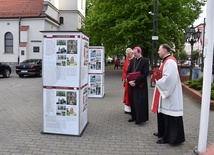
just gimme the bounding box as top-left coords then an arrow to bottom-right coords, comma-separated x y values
0,66 -> 213,155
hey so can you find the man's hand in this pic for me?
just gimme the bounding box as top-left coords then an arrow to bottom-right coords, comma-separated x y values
129,80 -> 136,87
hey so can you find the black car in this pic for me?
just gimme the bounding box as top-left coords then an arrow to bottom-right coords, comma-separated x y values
0,62 -> 11,78
16,59 -> 42,77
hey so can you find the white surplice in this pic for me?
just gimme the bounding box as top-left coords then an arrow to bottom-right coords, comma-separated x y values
155,59 -> 183,117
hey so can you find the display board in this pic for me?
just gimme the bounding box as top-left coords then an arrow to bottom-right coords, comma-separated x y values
41,31 -> 89,136
88,46 -> 105,73
88,73 -> 105,98
88,46 -> 105,98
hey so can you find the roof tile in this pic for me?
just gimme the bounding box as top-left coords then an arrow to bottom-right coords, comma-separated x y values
0,0 -> 44,18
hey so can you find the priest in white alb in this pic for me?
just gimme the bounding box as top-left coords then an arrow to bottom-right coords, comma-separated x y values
151,44 -> 185,144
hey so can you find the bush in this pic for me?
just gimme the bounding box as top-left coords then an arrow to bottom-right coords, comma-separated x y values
185,77 -> 214,100
211,90 -> 214,100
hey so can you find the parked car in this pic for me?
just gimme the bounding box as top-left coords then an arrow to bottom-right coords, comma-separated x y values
0,62 -> 11,78
16,59 -> 42,77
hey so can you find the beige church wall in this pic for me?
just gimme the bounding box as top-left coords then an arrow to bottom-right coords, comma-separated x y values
58,0 -> 85,17
45,2 -> 59,22
77,0 -> 86,17
44,20 -> 59,30
59,0 -> 77,10
19,47 -> 27,63
20,31 -> 28,43
44,0 -> 59,9
58,12 -> 81,31
21,19 -> 45,60
0,19 -> 19,64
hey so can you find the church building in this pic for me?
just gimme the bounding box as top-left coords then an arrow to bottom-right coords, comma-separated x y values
0,0 -> 86,69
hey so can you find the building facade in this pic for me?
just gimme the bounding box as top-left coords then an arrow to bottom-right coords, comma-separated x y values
0,0 -> 86,69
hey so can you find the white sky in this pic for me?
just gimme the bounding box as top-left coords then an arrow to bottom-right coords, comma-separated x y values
194,2 -> 207,26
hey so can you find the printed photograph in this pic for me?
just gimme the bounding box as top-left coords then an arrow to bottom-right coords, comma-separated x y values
67,40 -> 77,54
56,98 -> 66,104
56,40 -> 66,45
67,91 -> 77,105
56,91 -> 66,96
56,47 -> 67,54
66,106 -> 77,116
67,55 -> 77,66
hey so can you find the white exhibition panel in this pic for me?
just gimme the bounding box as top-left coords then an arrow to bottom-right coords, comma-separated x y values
88,73 -> 105,98
43,88 -> 80,135
88,46 -> 105,98
42,31 -> 89,136
43,33 -> 89,87
79,86 -> 88,132
88,46 -> 105,74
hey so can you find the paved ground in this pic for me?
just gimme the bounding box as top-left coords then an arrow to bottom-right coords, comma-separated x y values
0,66 -> 214,155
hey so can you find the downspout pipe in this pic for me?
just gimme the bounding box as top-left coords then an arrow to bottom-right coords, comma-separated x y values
18,17 -> 21,64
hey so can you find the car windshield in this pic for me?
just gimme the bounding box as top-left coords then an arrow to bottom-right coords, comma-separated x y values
22,59 -> 38,64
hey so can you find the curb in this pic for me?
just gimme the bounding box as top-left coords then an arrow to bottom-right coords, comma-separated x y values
182,83 -> 214,108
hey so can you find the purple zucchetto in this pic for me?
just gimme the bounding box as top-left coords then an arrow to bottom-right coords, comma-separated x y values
134,46 -> 142,51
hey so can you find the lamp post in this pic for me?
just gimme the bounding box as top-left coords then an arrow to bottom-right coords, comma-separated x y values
185,25 -> 201,80
152,0 -> 158,68
150,0 -> 158,87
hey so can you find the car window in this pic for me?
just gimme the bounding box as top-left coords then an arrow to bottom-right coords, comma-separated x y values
22,59 -> 38,64
37,60 -> 42,65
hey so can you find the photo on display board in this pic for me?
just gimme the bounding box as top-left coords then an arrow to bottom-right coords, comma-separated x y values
57,55 -> 66,60
56,55 -> 67,66
96,61 -> 101,70
56,91 -> 66,97
91,50 -> 96,57
83,48 -> 89,66
83,87 -> 88,112
66,106 -> 77,116
67,55 -> 77,66
55,90 -> 77,117
67,40 -> 77,54
90,49 -> 102,70
56,40 -> 66,45
56,47 -> 67,54
56,98 -> 66,104
84,42 -> 89,48
67,91 -> 77,105
89,75 -> 101,95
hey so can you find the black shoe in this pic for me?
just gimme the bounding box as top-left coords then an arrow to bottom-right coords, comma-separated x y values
156,139 -> 166,144
128,118 -> 136,122
135,121 -> 141,125
153,132 -> 159,137
124,111 -> 131,114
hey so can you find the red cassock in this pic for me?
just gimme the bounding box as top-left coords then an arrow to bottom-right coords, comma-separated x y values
122,58 -> 131,106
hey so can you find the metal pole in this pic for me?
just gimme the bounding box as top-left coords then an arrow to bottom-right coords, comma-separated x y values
201,18 -> 206,72
190,42 -> 194,80
196,0 -> 214,153
153,0 -> 158,68
150,0 -> 158,87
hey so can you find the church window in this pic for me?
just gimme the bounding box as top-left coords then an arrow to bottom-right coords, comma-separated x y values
60,17 -> 64,24
33,46 -> 40,53
5,32 -> 13,53
21,50 -> 25,55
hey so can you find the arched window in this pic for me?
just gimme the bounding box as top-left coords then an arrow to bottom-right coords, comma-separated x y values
5,32 -> 13,53
59,17 -> 64,24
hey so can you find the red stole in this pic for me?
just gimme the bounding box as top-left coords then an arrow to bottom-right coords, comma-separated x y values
151,56 -> 177,114
122,58 -> 132,106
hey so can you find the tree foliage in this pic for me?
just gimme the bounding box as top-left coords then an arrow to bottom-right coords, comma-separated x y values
83,0 -> 205,58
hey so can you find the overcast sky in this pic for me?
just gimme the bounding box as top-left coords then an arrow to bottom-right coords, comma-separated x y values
194,3 -> 207,26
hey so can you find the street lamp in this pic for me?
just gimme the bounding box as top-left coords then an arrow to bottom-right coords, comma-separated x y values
185,25 -> 201,80
150,0 -> 158,88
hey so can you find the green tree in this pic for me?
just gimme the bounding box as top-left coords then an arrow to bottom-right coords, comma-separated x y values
192,50 -> 200,60
174,49 -> 188,65
83,0 -> 204,57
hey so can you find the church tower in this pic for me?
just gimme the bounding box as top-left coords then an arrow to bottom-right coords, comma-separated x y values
44,0 -> 86,31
